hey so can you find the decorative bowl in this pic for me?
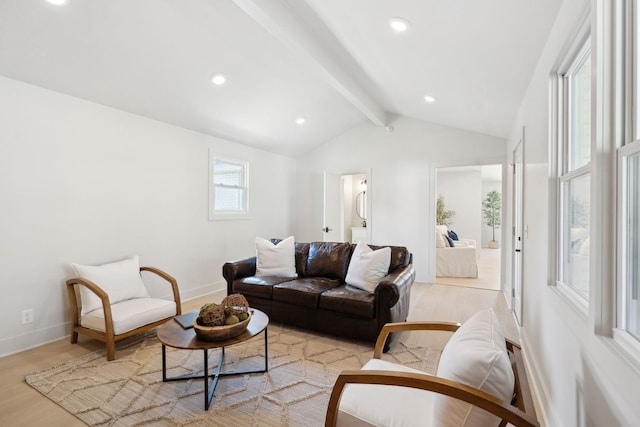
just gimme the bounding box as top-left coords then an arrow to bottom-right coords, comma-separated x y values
193,310 -> 251,341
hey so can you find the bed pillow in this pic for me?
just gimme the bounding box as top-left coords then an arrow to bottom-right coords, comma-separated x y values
345,241 -> 391,293
434,308 -> 515,427
255,236 -> 297,277
71,255 -> 150,315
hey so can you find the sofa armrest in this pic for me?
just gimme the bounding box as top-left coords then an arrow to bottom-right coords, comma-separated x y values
222,257 -> 257,294
375,263 -> 415,308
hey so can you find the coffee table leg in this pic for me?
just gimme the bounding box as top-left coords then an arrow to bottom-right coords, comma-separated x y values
264,327 -> 268,372
162,344 -> 167,382
203,349 -> 209,410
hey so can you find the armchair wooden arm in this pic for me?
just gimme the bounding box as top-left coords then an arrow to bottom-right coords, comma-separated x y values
325,370 -> 539,427
140,266 -> 182,315
373,321 -> 461,358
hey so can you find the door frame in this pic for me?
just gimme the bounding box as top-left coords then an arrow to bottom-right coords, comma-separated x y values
323,169 -> 372,243
511,128 -> 525,325
429,159 -> 506,283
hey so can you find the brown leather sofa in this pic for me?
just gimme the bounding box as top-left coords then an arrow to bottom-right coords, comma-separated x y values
222,241 -> 415,349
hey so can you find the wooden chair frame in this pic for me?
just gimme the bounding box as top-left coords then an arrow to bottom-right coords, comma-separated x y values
325,321 -> 539,427
66,266 -> 182,361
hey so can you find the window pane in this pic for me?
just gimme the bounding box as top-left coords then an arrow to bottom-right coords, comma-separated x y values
213,160 -> 243,186
214,187 -> 244,211
625,151 -> 640,338
569,52 -> 591,170
561,174 -> 590,300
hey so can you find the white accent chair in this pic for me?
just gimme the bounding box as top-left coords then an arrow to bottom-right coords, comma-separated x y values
436,225 -> 478,278
325,309 -> 539,427
66,256 -> 181,361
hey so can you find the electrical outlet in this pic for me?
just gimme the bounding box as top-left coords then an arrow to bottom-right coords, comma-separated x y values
21,309 -> 33,325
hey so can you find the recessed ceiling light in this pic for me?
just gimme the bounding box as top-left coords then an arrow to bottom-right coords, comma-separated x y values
210,73 -> 226,86
295,117 -> 306,125
46,0 -> 68,5
389,17 -> 411,32
424,95 -> 437,103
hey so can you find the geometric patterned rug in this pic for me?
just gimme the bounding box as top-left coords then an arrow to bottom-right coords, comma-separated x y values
25,323 -> 440,427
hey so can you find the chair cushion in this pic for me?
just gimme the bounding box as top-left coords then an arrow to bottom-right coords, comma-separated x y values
337,358 -> 435,427
72,255 -> 150,315
255,236 -> 297,277
434,308 -> 515,427
81,298 -> 177,335
345,242 -> 391,293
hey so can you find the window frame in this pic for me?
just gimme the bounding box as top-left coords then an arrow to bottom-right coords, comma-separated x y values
208,153 -> 250,220
550,34 -> 593,313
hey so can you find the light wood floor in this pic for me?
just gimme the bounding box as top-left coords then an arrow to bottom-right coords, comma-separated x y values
0,284 -> 517,426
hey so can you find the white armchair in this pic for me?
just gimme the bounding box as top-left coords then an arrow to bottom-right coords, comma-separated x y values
66,255 -> 181,361
325,309 -> 539,427
435,225 -> 478,278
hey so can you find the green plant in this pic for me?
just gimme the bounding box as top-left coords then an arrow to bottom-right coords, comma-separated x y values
482,191 -> 502,241
436,195 -> 455,226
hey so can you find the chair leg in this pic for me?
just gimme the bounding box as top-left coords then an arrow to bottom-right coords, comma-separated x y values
106,337 -> 116,361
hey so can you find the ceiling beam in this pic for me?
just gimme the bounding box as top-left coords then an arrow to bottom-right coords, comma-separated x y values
232,0 -> 387,127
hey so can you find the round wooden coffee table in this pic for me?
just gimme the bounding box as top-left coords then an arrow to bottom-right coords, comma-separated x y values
157,308 -> 269,410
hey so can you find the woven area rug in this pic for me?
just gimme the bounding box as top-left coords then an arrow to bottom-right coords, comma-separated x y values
26,323 -> 440,426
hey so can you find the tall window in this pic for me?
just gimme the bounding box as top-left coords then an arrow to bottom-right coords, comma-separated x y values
613,1 -> 640,350
619,143 -> 640,339
209,156 -> 249,219
555,37 -> 592,304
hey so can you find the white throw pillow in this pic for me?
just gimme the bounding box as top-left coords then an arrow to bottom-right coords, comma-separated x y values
345,241 -> 391,293
434,308 -> 515,427
255,236 -> 297,277
436,231 -> 446,248
71,255 -> 150,315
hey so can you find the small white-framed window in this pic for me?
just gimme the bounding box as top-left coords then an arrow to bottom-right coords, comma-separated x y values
209,154 -> 249,220
552,36 -> 592,307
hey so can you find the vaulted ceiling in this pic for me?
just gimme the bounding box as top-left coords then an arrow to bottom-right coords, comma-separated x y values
0,0 -> 562,157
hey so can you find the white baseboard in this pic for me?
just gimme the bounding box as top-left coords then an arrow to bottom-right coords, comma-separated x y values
521,330 -> 562,427
0,280 -> 228,358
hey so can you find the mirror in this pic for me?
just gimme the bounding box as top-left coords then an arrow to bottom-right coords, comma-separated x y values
356,190 -> 367,221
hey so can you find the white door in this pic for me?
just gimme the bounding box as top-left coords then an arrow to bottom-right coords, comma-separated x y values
323,171 -> 341,242
512,140 -> 524,324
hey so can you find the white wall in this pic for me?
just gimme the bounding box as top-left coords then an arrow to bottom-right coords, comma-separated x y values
436,167 -> 482,248
505,0 -> 640,424
293,116 -> 506,282
0,76 -> 296,357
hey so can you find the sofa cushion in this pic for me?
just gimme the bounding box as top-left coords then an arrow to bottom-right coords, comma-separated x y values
255,236 -> 297,277
319,285 -> 375,318
345,242 -> 391,293
336,358 -> 435,427
71,255 -> 150,315
434,308 -> 515,427
273,278 -> 341,308
232,276 -> 293,299
306,242 -> 352,281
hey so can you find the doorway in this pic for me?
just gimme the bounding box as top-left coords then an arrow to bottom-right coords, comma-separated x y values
323,171 -> 370,243
435,164 -> 503,290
